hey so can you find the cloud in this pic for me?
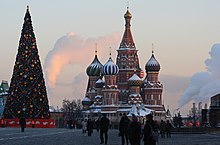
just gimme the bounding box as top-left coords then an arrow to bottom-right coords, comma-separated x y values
178,43 -> 220,107
72,72 -> 87,98
160,74 -> 189,95
44,32 -> 120,89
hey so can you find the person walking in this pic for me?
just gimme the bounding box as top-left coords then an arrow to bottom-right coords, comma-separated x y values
127,114 -> 142,145
165,120 -> 172,138
87,119 -> 93,136
100,114 -> 110,144
95,118 -> 100,132
143,114 -> 158,145
159,120 -> 166,138
19,116 -> 26,132
1,119 -> 5,128
81,118 -> 87,134
31,119 -> 35,128
119,113 -> 130,145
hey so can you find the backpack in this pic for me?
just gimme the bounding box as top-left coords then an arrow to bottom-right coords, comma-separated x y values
148,122 -> 159,142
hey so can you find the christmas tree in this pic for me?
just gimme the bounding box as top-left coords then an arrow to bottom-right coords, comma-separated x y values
3,6 -> 50,119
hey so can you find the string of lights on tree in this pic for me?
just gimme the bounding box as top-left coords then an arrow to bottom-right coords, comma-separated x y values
3,6 -> 50,119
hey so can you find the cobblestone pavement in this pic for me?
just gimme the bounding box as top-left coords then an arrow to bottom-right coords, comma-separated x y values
0,128 -> 219,145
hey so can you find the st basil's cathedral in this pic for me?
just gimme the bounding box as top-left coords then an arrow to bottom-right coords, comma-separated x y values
82,8 -> 168,125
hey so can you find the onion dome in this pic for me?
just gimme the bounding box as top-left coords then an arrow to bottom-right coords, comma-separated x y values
128,94 -> 143,105
95,78 -> 105,88
94,95 -> 102,105
82,96 -> 93,107
102,57 -> 119,75
86,52 -> 103,76
128,73 -> 143,86
124,9 -> 132,18
145,51 -> 160,72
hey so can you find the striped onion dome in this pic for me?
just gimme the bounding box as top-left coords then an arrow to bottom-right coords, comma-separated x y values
145,53 -> 160,72
102,57 -> 119,75
128,73 -> 143,86
86,54 -> 103,76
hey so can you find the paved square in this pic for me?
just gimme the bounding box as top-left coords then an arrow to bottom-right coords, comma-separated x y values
0,128 -> 219,145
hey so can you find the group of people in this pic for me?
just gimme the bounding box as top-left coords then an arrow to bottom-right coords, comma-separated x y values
159,120 -> 172,138
81,114 -> 110,144
81,113 -> 172,145
119,113 -> 172,145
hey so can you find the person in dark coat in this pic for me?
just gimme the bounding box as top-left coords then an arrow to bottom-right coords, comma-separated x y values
143,114 -> 158,145
87,119 -> 93,136
165,120 -> 172,138
159,120 -> 166,138
119,113 -> 130,145
69,119 -> 73,129
100,114 -> 110,144
19,117 -> 26,132
127,114 -> 142,145
31,119 -> 35,128
95,118 -> 100,132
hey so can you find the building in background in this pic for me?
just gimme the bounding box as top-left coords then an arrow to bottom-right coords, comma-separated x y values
209,94 -> 220,127
82,7 -> 166,127
0,80 -> 9,118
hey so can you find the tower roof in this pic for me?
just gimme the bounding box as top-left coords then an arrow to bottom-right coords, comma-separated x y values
86,51 -> 103,76
119,8 -> 135,49
145,51 -> 160,72
102,48 -> 119,75
124,10 -> 132,18
102,57 -> 119,76
82,96 -> 93,106
95,78 -> 105,88
128,73 -> 143,86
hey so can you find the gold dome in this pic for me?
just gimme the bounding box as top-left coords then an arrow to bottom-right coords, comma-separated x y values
124,10 -> 132,18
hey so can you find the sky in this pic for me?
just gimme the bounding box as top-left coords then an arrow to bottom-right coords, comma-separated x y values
1,0 -> 220,115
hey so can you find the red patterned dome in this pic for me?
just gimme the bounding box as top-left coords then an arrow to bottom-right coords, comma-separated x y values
145,53 -> 160,72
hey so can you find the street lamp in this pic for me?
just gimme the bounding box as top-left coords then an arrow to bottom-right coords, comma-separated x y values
57,106 -> 60,128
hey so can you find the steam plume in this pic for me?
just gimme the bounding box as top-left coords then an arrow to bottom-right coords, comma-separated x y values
178,43 -> 220,107
44,32 -> 120,89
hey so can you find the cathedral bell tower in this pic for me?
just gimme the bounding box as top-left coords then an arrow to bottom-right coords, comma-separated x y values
116,7 -> 143,103
102,51 -> 119,105
143,48 -> 163,105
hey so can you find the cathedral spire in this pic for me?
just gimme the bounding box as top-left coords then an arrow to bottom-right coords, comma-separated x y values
152,43 -> 154,54
95,43 -> 98,56
119,6 -> 135,49
109,47 -> 112,58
